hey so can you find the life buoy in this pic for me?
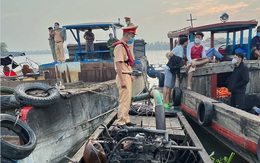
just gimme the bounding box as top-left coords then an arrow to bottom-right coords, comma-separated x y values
197,101 -> 214,126
157,73 -> 165,87
1,114 -> 37,160
14,82 -> 60,107
172,87 -> 182,106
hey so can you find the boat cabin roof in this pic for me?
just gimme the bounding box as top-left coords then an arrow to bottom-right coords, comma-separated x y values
63,22 -> 124,31
168,20 -> 258,38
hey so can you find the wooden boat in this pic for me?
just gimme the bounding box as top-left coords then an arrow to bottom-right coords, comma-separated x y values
39,22 -> 149,96
1,22 -> 150,162
65,89 -> 212,163
167,19 -> 260,162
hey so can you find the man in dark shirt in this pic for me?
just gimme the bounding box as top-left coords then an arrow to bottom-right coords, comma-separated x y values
250,26 -> 260,60
228,52 -> 249,110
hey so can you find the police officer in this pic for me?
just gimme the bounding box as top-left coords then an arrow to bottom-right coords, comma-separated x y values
114,25 -> 138,128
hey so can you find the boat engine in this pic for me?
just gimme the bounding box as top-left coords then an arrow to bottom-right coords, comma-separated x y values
105,127 -> 178,163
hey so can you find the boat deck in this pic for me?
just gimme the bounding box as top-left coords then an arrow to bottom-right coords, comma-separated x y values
129,115 -> 184,136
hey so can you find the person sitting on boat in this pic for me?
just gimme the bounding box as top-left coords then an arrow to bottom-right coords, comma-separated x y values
106,33 -> 119,59
84,28 -> 95,59
250,26 -> 260,60
54,22 -> 66,62
227,52 -> 249,110
3,65 -> 17,76
113,25 -> 138,129
186,32 -> 223,90
163,37 -> 188,109
22,64 -> 34,77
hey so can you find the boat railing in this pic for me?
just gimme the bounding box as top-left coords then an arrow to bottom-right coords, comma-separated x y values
74,50 -> 109,61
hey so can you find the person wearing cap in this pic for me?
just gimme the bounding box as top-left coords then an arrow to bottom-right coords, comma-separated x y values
227,52 -> 249,110
113,25 -> 138,129
186,31 -> 223,90
124,17 -> 134,27
106,33 -> 119,58
54,22 -> 65,62
48,27 -> 57,62
250,26 -> 260,60
163,37 -> 188,109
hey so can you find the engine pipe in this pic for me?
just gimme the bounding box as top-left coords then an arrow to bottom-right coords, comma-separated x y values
131,89 -> 165,130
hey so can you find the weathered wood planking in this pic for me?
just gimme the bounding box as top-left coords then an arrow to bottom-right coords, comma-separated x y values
128,115 -> 185,136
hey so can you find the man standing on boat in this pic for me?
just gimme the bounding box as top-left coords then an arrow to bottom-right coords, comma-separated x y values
107,33 -> 119,59
48,27 -> 57,62
250,26 -> 260,60
54,22 -> 65,62
228,52 -> 249,110
84,28 -> 95,59
113,25 -> 138,128
186,32 -> 223,90
163,36 -> 188,109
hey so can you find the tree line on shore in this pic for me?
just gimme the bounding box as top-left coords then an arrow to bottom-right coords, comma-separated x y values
1,41 -> 171,54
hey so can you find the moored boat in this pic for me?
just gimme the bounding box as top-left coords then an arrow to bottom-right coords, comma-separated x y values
168,18 -> 260,162
0,22 -> 149,162
66,89 -> 212,163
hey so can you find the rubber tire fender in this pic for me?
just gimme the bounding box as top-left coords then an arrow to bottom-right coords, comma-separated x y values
172,87 -> 182,106
1,114 -> 37,160
14,82 -> 60,107
158,73 -> 165,87
197,100 -> 214,126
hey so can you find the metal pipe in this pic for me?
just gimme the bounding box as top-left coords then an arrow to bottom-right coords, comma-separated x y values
131,89 -> 165,130
131,92 -> 151,102
121,127 -> 169,142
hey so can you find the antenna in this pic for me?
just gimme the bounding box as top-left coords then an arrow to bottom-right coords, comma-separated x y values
186,14 -> 196,28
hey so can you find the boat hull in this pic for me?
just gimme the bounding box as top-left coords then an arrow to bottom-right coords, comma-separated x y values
180,89 -> 260,163
17,81 -> 118,162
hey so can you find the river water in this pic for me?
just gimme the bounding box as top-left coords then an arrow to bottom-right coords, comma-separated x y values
10,50 -> 248,162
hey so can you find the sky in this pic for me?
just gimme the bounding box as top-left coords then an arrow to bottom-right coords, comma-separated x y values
1,0 -> 260,51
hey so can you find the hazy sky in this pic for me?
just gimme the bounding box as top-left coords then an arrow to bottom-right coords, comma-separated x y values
1,0 -> 259,51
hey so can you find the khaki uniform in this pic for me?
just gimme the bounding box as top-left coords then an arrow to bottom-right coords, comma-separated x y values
114,41 -> 133,125
49,30 -> 57,61
54,29 -> 65,62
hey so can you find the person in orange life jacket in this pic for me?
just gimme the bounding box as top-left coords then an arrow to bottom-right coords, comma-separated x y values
3,65 -> 17,76
113,25 -> 138,129
186,32 -> 223,90
227,52 -> 249,110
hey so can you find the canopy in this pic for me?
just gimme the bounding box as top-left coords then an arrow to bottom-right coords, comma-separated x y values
63,22 -> 124,31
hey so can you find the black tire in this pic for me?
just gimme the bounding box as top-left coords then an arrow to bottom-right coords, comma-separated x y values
197,101 -> 214,126
14,82 -> 60,107
0,86 -> 15,95
158,73 -> 165,87
172,87 -> 182,106
1,114 -> 37,160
